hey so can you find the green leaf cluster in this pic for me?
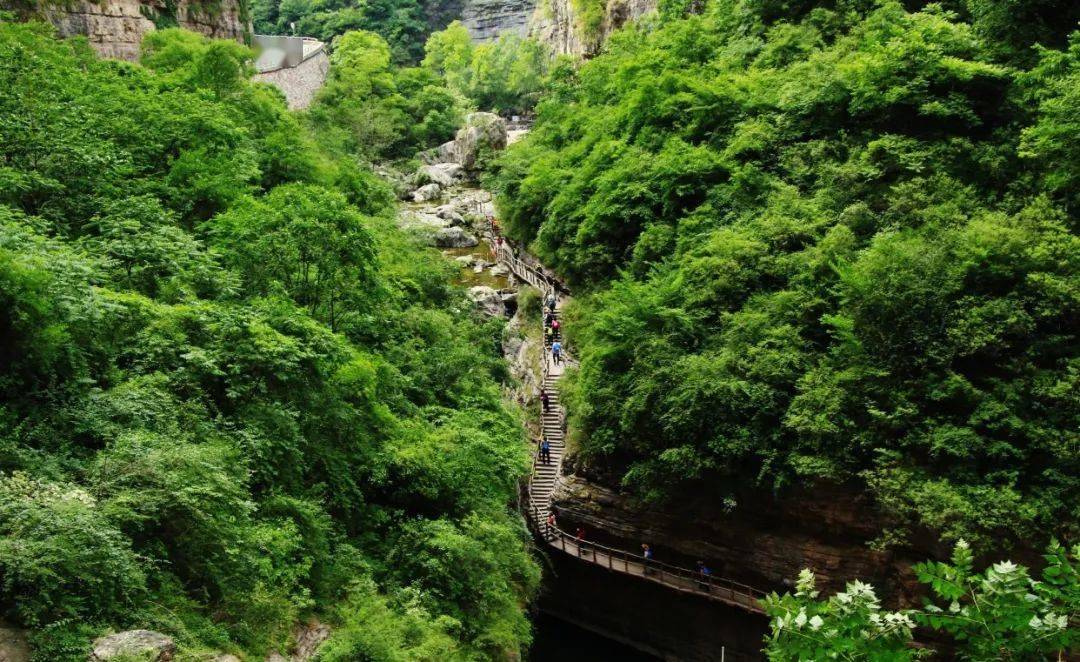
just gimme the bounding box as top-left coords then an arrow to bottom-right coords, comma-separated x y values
765,540 -> 1080,659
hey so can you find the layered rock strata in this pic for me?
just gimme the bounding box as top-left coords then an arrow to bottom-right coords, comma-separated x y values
6,0 -> 250,60
549,472 -> 921,603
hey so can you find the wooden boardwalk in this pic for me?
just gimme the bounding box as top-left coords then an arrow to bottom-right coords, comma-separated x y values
495,241 -> 767,616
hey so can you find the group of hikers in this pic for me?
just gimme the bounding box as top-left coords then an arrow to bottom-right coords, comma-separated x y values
544,292 -> 563,365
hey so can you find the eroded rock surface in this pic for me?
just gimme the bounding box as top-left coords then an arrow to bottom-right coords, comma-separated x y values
90,630 -> 175,661
17,0 -> 250,61
437,113 -> 508,170
419,163 -> 466,187
549,473 -> 912,602
468,285 -> 505,316
528,0 -> 657,57
433,226 -> 479,248
462,0 -> 536,40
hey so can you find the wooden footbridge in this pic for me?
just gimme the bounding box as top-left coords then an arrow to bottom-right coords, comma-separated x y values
493,237 -> 768,616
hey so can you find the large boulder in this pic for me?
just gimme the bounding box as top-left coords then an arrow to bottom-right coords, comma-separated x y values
468,286 -> 505,317
418,163 -> 465,187
432,227 -> 479,248
412,183 -> 442,202
441,113 -> 508,170
398,209 -> 450,231
433,204 -> 465,225
91,630 -> 175,661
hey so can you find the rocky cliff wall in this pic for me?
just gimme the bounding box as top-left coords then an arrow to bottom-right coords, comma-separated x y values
550,472 -> 926,605
528,0 -> 657,57
5,0 -> 250,61
461,0 -> 537,40
460,0 -> 656,56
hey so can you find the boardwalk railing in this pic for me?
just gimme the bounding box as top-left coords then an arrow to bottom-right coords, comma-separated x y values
492,224 -> 767,616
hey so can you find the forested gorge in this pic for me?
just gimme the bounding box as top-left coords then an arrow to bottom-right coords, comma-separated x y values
1,0 -> 1079,657
0,22 -> 538,659
492,0 -> 1080,552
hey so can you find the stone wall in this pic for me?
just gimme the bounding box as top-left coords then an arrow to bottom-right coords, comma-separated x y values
3,0 -> 250,61
254,47 -> 329,110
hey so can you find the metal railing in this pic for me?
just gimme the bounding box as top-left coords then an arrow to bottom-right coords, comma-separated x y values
493,223 -> 766,616
530,502 -> 767,614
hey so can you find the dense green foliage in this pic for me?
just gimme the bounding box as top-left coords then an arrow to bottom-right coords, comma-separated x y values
251,0 -> 459,63
491,0 -> 1080,549
307,29 -> 465,160
764,540 -> 1080,659
423,21 -> 550,116
307,25 -> 548,161
0,22 -> 537,659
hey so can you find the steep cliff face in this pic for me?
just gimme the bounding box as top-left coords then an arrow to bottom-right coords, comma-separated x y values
528,0 -> 656,57
460,0 -> 656,56
461,0 -> 537,41
5,0 -> 250,60
550,471 -> 928,605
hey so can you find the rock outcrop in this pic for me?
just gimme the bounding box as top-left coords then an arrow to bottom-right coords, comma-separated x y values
549,473 -> 916,602
418,163 -> 466,188
4,0 -> 251,61
436,112 -> 508,171
91,630 -> 175,661
461,0 -> 536,40
413,183 -> 443,202
528,0 -> 657,57
264,620 -> 331,661
433,226 -> 479,248
468,285 -> 509,316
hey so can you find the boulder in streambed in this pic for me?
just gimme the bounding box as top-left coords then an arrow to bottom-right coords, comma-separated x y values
418,163 -> 465,187
433,226 -> 479,248
434,204 -> 466,225
398,210 -> 450,231
90,630 -> 175,661
412,183 -> 442,202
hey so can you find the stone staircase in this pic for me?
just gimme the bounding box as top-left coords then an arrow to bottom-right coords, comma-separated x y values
531,301 -> 565,538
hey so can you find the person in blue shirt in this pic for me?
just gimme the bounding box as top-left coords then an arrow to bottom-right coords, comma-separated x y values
697,561 -> 711,591
551,341 -> 562,365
